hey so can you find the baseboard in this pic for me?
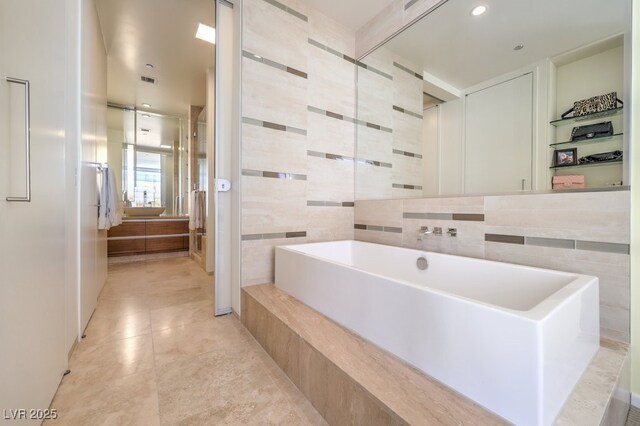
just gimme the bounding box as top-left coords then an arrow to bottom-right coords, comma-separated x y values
632,392 -> 640,408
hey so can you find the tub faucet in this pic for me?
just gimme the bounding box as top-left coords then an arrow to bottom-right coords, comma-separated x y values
418,226 -> 433,241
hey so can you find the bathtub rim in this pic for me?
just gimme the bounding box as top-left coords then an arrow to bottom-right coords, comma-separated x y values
275,240 -> 598,323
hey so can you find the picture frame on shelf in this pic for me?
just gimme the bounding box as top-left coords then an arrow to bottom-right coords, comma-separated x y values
553,148 -> 578,167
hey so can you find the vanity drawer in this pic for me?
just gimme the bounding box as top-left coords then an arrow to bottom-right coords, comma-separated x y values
146,220 -> 189,236
146,236 -> 186,252
107,221 -> 145,238
107,238 -> 146,256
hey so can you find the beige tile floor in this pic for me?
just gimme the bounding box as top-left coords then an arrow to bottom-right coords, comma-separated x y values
47,257 -> 325,425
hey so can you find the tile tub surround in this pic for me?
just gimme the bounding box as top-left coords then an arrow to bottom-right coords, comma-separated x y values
242,284 -> 629,425
354,190 -> 631,342
241,284 -> 505,425
241,0 -> 357,286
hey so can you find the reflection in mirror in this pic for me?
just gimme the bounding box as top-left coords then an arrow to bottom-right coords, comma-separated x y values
107,106 -> 186,215
355,0 -> 630,200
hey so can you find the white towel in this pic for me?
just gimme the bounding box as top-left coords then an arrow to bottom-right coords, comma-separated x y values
98,165 -> 123,230
188,190 -> 206,230
189,190 -> 197,230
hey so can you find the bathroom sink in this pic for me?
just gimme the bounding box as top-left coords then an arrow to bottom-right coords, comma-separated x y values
124,207 -> 166,217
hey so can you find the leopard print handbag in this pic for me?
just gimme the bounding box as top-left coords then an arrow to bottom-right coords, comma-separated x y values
561,92 -> 623,119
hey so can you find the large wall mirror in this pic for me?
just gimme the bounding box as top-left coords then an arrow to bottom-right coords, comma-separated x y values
355,0 -> 631,200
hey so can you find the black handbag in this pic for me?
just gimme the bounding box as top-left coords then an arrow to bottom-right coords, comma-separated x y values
561,92 -> 623,118
570,121 -> 613,141
578,150 -> 623,164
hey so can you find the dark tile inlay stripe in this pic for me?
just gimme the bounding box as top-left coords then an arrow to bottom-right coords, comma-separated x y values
393,105 -> 423,119
356,61 -> 393,80
452,214 -> 485,222
242,231 -> 307,241
242,117 -> 307,135
393,61 -> 423,80
242,50 -> 307,79
354,224 -> 402,234
307,150 -> 354,163
392,184 -> 423,190
242,169 -> 307,180
576,240 -> 630,255
405,0 -> 420,9
525,237 -> 575,250
393,149 -> 423,159
307,201 -> 354,207
262,0 -> 308,21
355,158 -> 393,168
308,38 -> 355,65
485,234 -> 525,245
485,233 -> 629,254
308,106 -> 357,125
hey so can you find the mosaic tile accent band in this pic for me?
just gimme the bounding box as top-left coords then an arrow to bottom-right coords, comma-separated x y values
307,150 -> 354,162
393,61 -> 423,80
403,212 -> 485,221
262,0 -> 308,21
392,184 -> 423,190
405,0 -> 421,10
393,105 -> 423,119
242,231 -> 307,241
393,149 -> 423,159
307,38 -> 356,64
485,233 -> 630,254
307,201 -> 355,207
242,51 -> 308,79
242,169 -> 307,180
307,106 -> 356,123
356,158 -> 393,168
356,61 -> 393,80
242,117 -> 307,135
355,224 -> 403,233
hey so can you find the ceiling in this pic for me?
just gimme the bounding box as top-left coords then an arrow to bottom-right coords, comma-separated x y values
381,0 -> 629,91
302,0 -> 394,31
96,0 -> 215,117
107,107 -> 181,149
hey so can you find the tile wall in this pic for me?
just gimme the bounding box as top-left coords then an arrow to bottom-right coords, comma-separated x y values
241,0 -> 356,286
356,48 -> 425,200
355,190 -> 631,342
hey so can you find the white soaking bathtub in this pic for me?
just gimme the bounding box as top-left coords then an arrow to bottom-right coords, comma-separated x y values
274,240 -> 599,426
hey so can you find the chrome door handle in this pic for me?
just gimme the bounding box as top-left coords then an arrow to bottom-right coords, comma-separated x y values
5,77 -> 31,202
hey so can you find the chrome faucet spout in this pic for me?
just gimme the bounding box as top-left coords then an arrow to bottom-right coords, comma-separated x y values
417,226 -> 433,241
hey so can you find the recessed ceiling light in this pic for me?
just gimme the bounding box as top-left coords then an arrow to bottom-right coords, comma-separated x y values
195,23 -> 216,44
145,63 -> 154,69
141,103 -> 151,108
160,144 -> 172,149
514,44 -> 525,51
141,113 -> 151,118
470,5 -> 487,16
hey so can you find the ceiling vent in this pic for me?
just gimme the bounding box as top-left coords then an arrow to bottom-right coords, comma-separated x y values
140,75 -> 156,84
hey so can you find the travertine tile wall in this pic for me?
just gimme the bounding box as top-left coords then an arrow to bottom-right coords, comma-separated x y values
241,0 -> 356,286
356,49 -> 424,200
355,190 -> 631,342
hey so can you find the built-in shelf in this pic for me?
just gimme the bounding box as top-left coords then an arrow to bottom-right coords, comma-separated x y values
549,159 -> 623,170
549,133 -> 623,148
550,107 -> 624,127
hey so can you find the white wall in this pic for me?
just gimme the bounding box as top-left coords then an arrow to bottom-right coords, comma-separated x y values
438,98 -> 464,195
78,0 -> 107,335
